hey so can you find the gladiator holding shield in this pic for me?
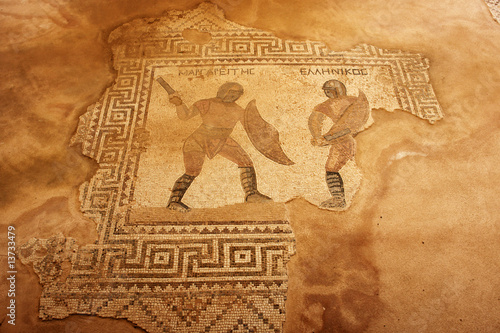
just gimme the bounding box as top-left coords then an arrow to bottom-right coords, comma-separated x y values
159,80 -> 294,212
308,80 -> 370,209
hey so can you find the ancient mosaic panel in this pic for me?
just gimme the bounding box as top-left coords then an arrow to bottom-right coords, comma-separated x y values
20,3 -> 442,332
485,0 -> 500,22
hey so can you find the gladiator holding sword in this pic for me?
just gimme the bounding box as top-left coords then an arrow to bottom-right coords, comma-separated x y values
309,80 -> 370,209
157,78 -> 294,212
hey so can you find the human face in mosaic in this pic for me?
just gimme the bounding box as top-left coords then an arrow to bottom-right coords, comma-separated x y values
221,87 -> 243,102
324,88 -> 340,99
217,82 -> 244,103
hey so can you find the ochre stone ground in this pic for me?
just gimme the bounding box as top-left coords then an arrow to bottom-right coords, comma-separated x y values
1,0 -> 499,332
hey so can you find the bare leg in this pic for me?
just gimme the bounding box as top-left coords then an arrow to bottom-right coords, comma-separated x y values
321,136 -> 356,209
167,138 -> 205,212
325,135 -> 355,172
217,137 -> 253,167
219,138 -> 272,202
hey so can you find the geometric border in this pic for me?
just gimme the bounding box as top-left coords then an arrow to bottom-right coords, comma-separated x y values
485,0 -> 500,22
72,2 -> 443,228
30,3 -> 443,332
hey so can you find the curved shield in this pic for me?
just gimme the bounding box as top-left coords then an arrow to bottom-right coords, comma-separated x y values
325,90 -> 370,140
243,100 -> 295,165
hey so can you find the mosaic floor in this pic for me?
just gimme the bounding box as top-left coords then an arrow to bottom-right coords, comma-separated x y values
18,3 -> 443,332
485,0 -> 500,22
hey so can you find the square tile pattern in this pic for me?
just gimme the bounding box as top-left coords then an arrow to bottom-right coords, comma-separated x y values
20,3 -> 442,332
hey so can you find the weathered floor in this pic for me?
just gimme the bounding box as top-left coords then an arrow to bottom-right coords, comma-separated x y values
1,0 -> 500,332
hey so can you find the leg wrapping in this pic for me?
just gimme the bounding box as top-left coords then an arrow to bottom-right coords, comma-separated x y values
168,174 -> 196,205
325,171 -> 346,206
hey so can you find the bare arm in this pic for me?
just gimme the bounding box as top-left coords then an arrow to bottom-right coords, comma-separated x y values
322,100 -> 355,139
169,93 -> 199,120
309,111 -> 332,146
308,111 -> 326,139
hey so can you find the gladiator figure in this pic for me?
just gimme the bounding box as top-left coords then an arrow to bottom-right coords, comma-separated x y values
159,80 -> 294,212
308,80 -> 370,209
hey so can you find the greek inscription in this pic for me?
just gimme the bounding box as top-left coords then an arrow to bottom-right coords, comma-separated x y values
178,68 -> 255,77
300,68 -> 369,75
